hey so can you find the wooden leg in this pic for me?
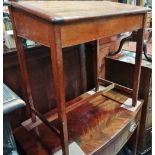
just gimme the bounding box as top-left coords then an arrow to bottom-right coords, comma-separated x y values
132,28 -> 144,106
9,7 -> 36,122
79,44 -> 87,92
49,25 -> 69,155
92,41 -> 99,91
15,37 -> 36,122
137,71 -> 152,153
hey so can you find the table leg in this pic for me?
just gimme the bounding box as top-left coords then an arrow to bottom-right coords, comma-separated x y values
132,28 -> 144,106
79,44 -> 87,92
49,25 -> 69,155
9,7 -> 36,122
92,41 -> 99,91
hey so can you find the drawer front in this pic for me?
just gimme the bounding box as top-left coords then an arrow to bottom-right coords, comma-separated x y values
93,109 -> 142,155
93,121 -> 138,155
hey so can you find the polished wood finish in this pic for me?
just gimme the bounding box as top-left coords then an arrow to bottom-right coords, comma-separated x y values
48,25 -> 69,155
132,25 -> 145,106
3,45 -> 95,129
10,5 -> 145,47
105,52 -> 152,154
9,8 -> 36,122
61,15 -> 143,47
14,90 -> 143,155
9,1 -> 149,154
46,83 -> 115,123
10,1 -> 148,23
12,9 -> 50,47
99,78 -> 133,95
31,107 -> 60,136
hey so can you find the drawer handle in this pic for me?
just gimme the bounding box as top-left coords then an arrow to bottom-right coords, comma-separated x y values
129,121 -> 137,133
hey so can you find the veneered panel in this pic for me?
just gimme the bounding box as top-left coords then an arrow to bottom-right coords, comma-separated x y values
12,9 -> 50,47
61,14 -> 143,47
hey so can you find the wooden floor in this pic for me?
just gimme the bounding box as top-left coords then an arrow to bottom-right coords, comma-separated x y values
14,88 -> 142,155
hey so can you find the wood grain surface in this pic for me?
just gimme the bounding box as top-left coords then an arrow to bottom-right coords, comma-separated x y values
10,1 -> 150,23
61,14 -> 143,47
8,1 -> 149,154
104,54 -> 152,154
14,89 -> 142,155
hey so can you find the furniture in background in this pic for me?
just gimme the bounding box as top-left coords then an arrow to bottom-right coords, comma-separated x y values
3,43 -> 143,155
105,50 -> 152,155
7,1 -> 149,154
108,11 -> 152,63
97,1 -> 152,79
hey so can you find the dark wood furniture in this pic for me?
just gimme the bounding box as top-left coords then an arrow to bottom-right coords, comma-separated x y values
13,89 -> 143,155
4,45 -> 96,129
3,45 -> 143,155
105,50 -> 152,154
8,1 -> 149,155
108,11 -> 152,63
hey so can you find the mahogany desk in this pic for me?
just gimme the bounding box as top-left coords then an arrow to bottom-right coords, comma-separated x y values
8,1 -> 149,155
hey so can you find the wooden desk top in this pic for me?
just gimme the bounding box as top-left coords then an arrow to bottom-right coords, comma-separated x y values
10,1 -> 150,23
